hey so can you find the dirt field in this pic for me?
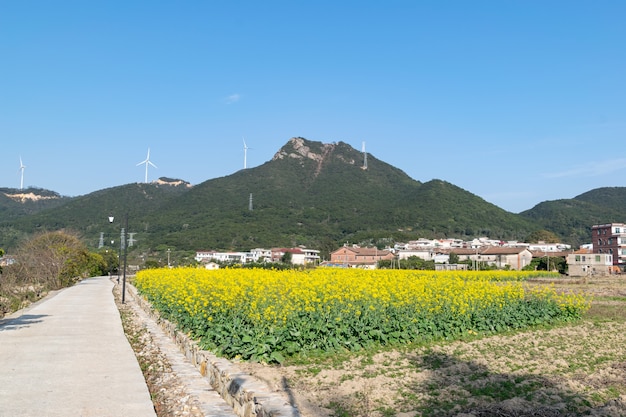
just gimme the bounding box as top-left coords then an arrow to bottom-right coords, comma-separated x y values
234,277 -> 626,417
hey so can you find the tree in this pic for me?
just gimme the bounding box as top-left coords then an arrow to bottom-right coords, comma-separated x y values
281,251 -> 293,264
449,252 -> 460,264
98,248 -> 120,275
379,256 -> 435,270
526,230 -> 561,243
14,230 -> 105,289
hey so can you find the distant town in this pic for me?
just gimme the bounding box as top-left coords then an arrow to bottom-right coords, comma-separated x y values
193,222 -> 626,277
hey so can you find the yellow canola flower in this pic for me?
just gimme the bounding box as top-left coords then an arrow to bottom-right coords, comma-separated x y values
135,267 -> 581,333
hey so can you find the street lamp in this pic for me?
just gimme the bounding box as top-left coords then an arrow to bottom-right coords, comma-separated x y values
109,213 -> 129,304
474,247 -> 479,271
108,239 -> 115,279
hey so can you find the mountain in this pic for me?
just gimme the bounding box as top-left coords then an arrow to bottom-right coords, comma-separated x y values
4,138 -> 625,256
0,187 -> 69,218
0,179 -> 191,250
520,187 -> 626,247
142,138 -> 536,251
0,138 -> 536,255
0,188 -> 73,247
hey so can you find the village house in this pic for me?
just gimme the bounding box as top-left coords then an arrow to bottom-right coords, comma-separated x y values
566,248 -> 615,276
479,246 -> 533,270
443,247 -> 532,270
203,261 -> 220,270
196,247 -> 320,266
195,250 -> 253,264
397,248 -> 450,263
328,245 -> 395,268
592,223 -> 626,266
270,248 -> 321,265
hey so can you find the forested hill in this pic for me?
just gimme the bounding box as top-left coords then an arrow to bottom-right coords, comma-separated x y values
520,187 -> 626,247
0,137 -> 535,252
3,138 -> 625,252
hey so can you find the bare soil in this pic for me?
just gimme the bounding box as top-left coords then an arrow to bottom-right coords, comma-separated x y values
236,277 -> 626,417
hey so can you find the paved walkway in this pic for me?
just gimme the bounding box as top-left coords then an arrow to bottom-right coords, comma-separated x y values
0,276 -> 156,417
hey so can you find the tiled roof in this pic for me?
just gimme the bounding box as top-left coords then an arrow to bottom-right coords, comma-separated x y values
529,250 -> 571,258
481,246 -> 530,255
334,247 -> 392,256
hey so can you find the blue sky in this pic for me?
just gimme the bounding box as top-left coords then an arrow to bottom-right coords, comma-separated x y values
1,1 -> 625,213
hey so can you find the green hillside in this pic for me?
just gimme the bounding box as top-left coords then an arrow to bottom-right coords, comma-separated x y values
519,187 -> 626,247
0,187 -> 69,218
0,181 -> 191,250
0,138 -> 534,254
3,138 -> 624,257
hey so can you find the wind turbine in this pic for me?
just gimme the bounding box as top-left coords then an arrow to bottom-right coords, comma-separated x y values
243,137 -> 251,169
136,148 -> 157,183
361,142 -> 368,170
18,156 -> 26,190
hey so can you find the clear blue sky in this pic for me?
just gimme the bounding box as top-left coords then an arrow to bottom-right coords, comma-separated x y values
1,1 -> 625,213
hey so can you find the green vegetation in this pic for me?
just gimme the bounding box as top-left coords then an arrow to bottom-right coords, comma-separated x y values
0,138 -> 540,257
136,268 -> 590,364
2,139 -> 626,259
519,188 -> 626,248
0,231 -> 109,316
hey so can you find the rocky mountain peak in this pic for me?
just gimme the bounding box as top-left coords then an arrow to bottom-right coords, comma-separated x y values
272,137 -> 335,163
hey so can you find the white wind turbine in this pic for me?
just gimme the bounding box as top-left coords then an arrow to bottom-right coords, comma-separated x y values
136,148 -> 157,183
243,137 -> 251,169
18,156 -> 26,190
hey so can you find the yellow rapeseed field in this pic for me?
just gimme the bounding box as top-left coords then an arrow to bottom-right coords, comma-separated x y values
136,268 -> 589,362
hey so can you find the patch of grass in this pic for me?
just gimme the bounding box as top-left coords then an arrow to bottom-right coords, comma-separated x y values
295,366 -> 323,377
286,345 -> 378,368
327,401 -> 354,417
339,373 -> 354,383
422,350 -> 448,370
377,406 -> 395,417
585,304 -> 626,322
465,378 -> 540,402
604,385 -> 624,401
360,356 -> 375,366
593,296 -> 626,302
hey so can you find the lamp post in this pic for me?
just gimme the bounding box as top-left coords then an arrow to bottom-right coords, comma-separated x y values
474,247 -> 478,271
109,213 -> 129,304
109,239 -> 114,278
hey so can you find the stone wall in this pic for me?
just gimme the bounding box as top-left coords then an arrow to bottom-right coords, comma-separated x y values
128,284 -> 299,417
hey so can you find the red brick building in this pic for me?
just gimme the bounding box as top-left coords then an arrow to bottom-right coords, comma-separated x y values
592,223 -> 626,266
329,245 -> 395,268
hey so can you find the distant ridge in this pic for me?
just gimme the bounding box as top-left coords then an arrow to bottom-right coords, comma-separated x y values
1,138 -> 625,252
0,187 -> 69,219
520,186 -> 626,247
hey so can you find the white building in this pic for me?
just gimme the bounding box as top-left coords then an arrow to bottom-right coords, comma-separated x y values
567,250 -> 614,276
195,251 -> 252,264
196,247 -> 320,266
271,247 -> 321,265
528,242 -> 572,252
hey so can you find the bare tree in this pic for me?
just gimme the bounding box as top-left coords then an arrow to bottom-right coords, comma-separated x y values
14,230 -> 94,289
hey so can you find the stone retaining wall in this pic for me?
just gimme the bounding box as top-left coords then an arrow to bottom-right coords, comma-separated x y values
128,284 -> 299,417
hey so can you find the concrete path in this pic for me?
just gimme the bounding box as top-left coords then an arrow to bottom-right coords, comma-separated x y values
0,276 -> 156,417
